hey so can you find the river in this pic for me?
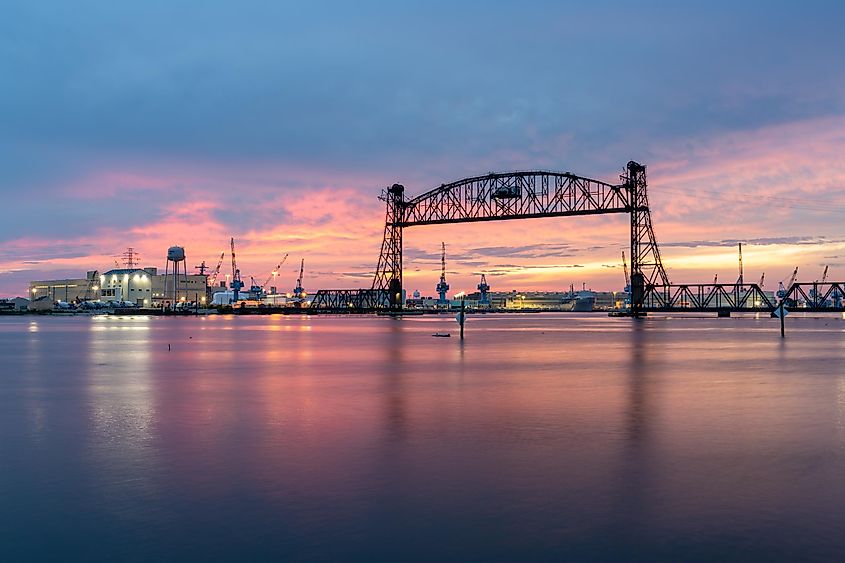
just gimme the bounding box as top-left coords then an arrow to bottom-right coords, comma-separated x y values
2,313 -> 845,561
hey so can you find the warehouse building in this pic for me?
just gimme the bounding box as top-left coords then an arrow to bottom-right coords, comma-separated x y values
30,267 -> 208,306
29,271 -> 100,303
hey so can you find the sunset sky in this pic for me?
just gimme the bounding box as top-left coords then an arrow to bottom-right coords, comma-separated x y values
2,1 -> 845,297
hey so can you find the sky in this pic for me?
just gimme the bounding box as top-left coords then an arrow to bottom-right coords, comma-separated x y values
2,0 -> 845,297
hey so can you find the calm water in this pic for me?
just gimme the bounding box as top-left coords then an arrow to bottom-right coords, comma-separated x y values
2,313 -> 845,562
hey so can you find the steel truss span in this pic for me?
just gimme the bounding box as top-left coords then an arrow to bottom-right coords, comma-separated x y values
400,171 -> 630,226
308,161 -> 669,312
309,289 -> 388,311
643,282 -> 845,312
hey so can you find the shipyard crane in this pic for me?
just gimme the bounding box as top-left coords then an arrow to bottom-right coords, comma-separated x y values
208,252 -> 226,286
229,238 -> 244,302
248,276 -> 262,299
713,273 -> 718,285
737,243 -> 744,285
809,265 -> 830,304
777,267 -> 799,299
261,253 -> 289,290
621,251 -> 630,292
292,259 -> 306,299
436,242 -> 450,305
758,272 -> 765,288
477,274 -> 490,306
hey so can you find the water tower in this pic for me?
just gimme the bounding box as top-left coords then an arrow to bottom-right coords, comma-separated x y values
164,246 -> 187,307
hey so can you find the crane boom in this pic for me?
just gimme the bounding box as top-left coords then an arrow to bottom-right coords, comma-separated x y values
262,254 -> 289,290
787,266 -> 799,288
229,237 -> 244,301
208,252 -> 225,285
621,251 -> 630,289
230,238 -> 237,280
821,265 -> 829,284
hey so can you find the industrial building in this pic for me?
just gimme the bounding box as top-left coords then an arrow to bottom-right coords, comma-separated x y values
29,271 -> 100,303
29,267 -> 208,306
0,297 -> 30,312
100,267 -> 207,305
455,290 -> 632,311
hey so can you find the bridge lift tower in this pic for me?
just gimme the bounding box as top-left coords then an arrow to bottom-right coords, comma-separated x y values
436,242 -> 450,305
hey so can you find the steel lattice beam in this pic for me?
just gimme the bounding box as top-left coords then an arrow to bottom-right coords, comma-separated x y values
400,171 -> 630,227
641,282 -> 845,312
309,289 -> 389,311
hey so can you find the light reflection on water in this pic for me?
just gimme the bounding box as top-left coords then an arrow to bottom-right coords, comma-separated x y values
2,313 -> 845,561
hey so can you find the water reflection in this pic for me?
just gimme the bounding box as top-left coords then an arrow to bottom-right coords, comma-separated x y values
85,316 -> 161,520
3,314 -> 845,560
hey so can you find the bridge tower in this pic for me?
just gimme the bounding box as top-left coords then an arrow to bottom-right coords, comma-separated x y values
372,183 -> 405,310
436,242 -> 450,305
625,161 -> 669,316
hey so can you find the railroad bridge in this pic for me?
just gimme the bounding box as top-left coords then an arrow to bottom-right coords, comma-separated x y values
310,161 -> 844,314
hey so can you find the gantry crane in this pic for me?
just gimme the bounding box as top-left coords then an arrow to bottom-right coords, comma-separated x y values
248,276 -> 262,298
777,267 -> 798,300
810,265 -> 830,304
436,242 -> 449,304
621,251 -> 630,292
477,274 -> 490,306
292,259 -> 306,299
229,238 -> 244,302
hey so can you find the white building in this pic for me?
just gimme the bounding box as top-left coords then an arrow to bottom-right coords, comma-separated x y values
99,267 -> 207,306
98,268 -> 155,305
30,266 -> 208,306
